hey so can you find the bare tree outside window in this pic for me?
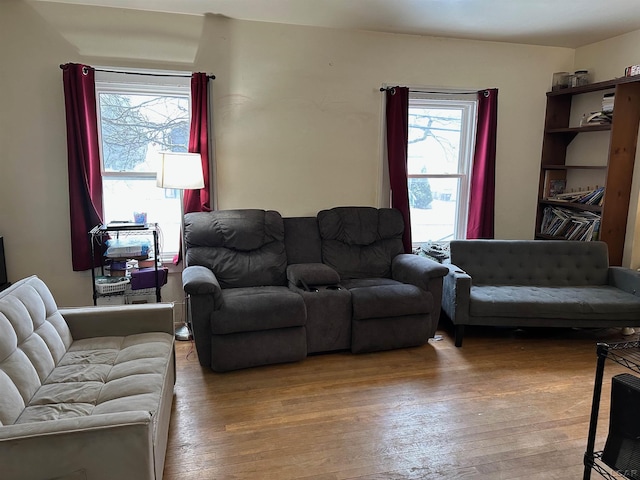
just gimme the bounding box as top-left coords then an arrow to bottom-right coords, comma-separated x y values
99,93 -> 190,172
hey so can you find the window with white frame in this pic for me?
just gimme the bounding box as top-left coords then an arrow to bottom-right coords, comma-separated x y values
95,69 -> 191,260
407,92 -> 477,245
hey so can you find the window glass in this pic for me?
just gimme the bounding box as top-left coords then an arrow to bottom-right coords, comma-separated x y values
407,95 -> 477,244
95,72 -> 190,260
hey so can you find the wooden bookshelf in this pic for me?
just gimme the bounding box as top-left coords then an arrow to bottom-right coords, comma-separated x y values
535,75 -> 640,265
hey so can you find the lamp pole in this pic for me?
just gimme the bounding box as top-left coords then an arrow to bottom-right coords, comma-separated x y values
156,151 -> 204,341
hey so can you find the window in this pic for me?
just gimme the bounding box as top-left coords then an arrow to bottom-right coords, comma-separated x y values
95,70 -> 191,259
407,93 -> 477,244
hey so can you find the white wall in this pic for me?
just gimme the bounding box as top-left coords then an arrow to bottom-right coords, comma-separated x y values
575,30 -> 640,267
1,0 -> 578,309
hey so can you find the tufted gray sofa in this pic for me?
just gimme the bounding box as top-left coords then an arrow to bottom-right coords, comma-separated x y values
442,240 -> 640,347
182,207 -> 449,372
0,275 -> 175,480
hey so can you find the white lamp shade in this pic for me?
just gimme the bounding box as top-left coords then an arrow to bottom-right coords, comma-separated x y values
156,152 -> 205,190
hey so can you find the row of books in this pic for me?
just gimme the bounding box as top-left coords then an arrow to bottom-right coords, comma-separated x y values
540,206 -> 600,241
552,186 -> 604,205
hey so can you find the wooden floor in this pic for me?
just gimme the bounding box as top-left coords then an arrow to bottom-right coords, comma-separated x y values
163,322 -> 638,480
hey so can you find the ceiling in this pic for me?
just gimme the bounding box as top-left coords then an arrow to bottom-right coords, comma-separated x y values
29,0 -> 640,48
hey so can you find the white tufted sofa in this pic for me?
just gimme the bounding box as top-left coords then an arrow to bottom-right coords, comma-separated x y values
0,275 -> 175,480
442,240 -> 640,347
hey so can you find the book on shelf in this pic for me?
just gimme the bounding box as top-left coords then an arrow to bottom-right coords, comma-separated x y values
543,170 -> 566,199
540,206 -> 600,241
602,92 -> 614,113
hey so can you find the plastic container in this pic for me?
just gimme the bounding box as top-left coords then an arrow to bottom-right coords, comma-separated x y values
552,72 -> 571,90
573,70 -> 590,87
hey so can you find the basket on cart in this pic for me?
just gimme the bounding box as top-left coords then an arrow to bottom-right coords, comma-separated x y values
94,276 -> 130,295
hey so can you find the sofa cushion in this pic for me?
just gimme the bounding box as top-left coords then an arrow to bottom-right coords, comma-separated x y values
450,239 -> 610,286
211,286 -> 306,334
287,263 -> 340,287
185,210 -> 288,288
16,332 -> 173,423
0,277 -> 73,426
318,207 -> 405,279
185,209 -> 279,251
283,216 -> 323,264
345,278 -> 433,320
470,285 -> 640,318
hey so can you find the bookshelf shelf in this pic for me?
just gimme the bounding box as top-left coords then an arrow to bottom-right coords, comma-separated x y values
541,165 -> 607,170
547,75 -> 640,97
535,75 -> 640,265
546,124 -> 611,134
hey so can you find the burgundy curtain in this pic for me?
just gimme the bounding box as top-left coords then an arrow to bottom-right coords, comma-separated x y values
385,87 -> 412,253
467,89 -> 498,239
183,72 -> 212,214
62,63 -> 104,271
175,72 -> 212,264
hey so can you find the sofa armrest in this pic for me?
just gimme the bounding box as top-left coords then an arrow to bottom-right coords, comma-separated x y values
0,411 -> 156,480
60,303 -> 174,339
441,263 -> 471,325
182,265 -> 222,306
287,263 -> 340,289
392,254 -> 449,328
608,266 -> 640,296
182,265 -> 221,368
392,254 -> 449,290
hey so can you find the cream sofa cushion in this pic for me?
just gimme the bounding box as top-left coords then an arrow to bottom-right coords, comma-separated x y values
17,333 -> 172,423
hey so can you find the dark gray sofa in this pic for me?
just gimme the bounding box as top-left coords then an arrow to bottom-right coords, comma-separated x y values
442,239 -> 640,347
182,207 -> 449,372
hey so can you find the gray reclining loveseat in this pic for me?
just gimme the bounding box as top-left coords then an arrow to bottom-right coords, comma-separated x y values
182,207 -> 448,372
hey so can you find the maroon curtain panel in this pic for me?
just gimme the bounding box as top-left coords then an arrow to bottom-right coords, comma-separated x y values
175,73 -> 212,264
183,72 -> 212,214
62,63 -> 104,271
385,87 -> 412,253
467,88 -> 498,239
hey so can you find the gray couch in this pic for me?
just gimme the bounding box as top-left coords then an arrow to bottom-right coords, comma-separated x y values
442,240 -> 640,347
182,207 -> 449,372
0,275 -> 175,480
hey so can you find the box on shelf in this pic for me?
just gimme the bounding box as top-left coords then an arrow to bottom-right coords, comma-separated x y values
137,257 -> 156,268
126,292 -> 156,305
625,65 -> 640,77
96,295 -> 126,306
130,267 -> 168,290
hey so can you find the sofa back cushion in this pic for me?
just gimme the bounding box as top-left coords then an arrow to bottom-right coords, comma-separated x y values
283,216 -> 323,265
0,276 -> 73,426
184,209 -> 288,288
317,207 -> 405,279
449,239 -> 610,286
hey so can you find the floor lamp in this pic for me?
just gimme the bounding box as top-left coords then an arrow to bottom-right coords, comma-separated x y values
157,151 -> 205,341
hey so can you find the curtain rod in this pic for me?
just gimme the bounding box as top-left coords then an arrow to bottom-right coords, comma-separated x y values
59,64 -> 215,80
380,86 -> 478,95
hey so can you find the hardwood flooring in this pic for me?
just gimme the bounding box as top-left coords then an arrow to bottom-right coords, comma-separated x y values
163,322 -> 638,479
